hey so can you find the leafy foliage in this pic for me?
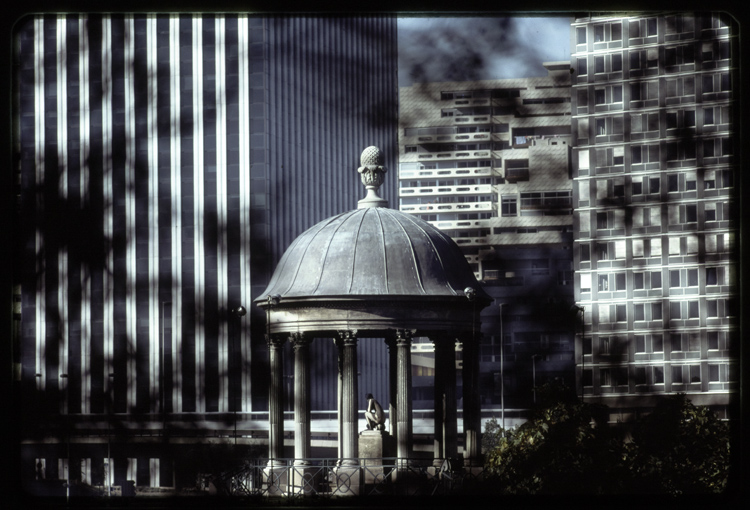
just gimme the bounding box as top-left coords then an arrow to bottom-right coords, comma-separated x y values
623,394 -> 731,495
482,385 -> 730,495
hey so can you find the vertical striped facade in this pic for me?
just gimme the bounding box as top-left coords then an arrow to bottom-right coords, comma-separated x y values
16,11 -> 398,457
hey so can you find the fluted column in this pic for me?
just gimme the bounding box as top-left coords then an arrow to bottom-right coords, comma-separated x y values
460,331 -> 482,466
432,334 -> 457,466
291,332 -> 312,465
385,335 -> 397,437
395,329 -> 414,465
267,334 -> 286,465
337,330 -> 359,465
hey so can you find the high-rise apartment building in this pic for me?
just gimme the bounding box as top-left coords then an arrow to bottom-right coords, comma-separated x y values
398,63 -> 576,414
570,13 -> 738,422
13,13 -> 398,491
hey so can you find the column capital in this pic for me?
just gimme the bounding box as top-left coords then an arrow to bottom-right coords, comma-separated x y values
395,328 -> 415,347
336,329 -> 358,347
266,334 -> 286,349
289,332 -> 312,351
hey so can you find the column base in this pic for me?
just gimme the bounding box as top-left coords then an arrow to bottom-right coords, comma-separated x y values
289,464 -> 320,495
263,462 -> 288,496
331,465 -> 361,496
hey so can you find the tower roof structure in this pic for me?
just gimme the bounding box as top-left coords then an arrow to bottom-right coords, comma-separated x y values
256,146 -> 491,335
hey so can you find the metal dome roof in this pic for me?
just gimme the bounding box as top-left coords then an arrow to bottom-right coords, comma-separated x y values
256,207 -> 491,302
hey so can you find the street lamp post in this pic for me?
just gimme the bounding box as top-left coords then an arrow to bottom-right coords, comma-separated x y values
231,306 -> 247,446
498,303 -> 505,433
531,355 -> 540,404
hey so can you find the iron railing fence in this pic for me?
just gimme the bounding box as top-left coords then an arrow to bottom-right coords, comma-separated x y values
210,457 -> 488,498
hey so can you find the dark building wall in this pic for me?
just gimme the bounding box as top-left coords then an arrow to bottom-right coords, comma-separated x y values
14,13 -> 398,465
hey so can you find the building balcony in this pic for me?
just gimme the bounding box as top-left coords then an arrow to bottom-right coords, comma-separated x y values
399,184 -> 494,198
400,201 -> 495,215
398,166 -> 496,180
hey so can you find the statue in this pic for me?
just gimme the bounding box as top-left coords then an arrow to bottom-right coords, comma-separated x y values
364,393 -> 386,431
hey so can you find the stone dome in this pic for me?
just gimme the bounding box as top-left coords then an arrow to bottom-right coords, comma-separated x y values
257,207 -> 491,302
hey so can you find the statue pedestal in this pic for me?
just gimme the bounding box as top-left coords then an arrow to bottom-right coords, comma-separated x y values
358,430 -> 395,485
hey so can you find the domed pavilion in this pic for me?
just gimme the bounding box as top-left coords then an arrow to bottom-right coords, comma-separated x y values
255,146 -> 492,471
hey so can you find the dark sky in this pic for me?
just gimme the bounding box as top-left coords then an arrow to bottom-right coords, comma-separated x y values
398,16 -> 573,86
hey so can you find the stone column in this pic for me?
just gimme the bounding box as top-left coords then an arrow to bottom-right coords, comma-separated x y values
385,335 -> 397,438
432,334 -> 457,467
395,329 -> 413,465
460,331 -> 482,466
267,334 -> 286,465
337,330 -> 359,466
291,333 -> 312,464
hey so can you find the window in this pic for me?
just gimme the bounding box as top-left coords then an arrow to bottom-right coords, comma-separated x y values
612,54 -> 622,72
631,112 -> 659,133
688,300 -> 699,319
665,14 -> 694,35
666,140 -> 697,161
651,303 -> 662,320
719,40 -> 730,60
689,365 -> 700,383
634,304 -> 645,321
670,301 -> 681,319
600,368 -> 612,386
665,44 -> 695,67
709,364 -> 720,383
596,118 -> 605,135
707,331 -> 719,350
595,56 -> 605,73
704,107 -> 714,125
665,76 -> 695,97
631,81 -> 658,101
631,144 -> 659,164
653,334 -> 663,351
594,25 -> 604,42
629,18 -> 658,39
634,366 -> 647,386
580,244 -> 590,262
634,272 -> 644,289
577,58 -> 587,76
611,23 -> 622,40
576,27 -> 587,44
703,137 -> 733,158
595,86 -> 622,104
668,204 -> 698,224
672,365 -> 683,383
501,195 -> 517,217
653,366 -> 664,384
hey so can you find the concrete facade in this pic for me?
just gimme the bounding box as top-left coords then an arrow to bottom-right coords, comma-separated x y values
398,63 -> 576,415
570,13 -> 738,422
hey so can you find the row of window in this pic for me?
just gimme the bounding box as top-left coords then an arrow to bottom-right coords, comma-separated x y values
581,105 -> 731,137
579,171 -> 733,203
500,191 -> 572,216
575,41 -> 731,76
579,233 -> 733,261
404,142 -> 491,153
576,72 -> 731,106
582,362 -> 735,388
587,265 -> 731,293
583,330 -> 732,356
439,89 -> 523,101
585,299 -> 734,323
575,15 -> 731,46
578,140 -> 733,171
403,125 -> 492,137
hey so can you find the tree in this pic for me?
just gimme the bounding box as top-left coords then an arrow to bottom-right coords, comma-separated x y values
624,393 -> 730,495
483,382 -> 626,494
